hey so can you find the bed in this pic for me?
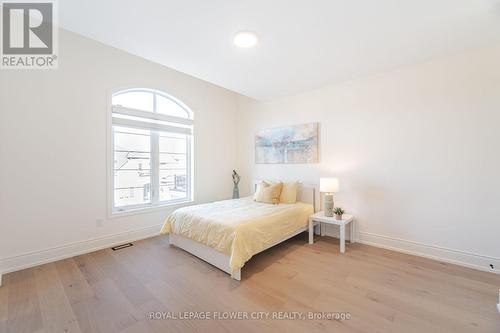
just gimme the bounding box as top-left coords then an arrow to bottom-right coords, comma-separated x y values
160,181 -> 316,280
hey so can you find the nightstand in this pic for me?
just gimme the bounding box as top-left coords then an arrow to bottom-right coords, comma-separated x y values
308,211 -> 356,253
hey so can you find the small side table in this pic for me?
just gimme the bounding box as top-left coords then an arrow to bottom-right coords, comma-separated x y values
308,212 -> 356,253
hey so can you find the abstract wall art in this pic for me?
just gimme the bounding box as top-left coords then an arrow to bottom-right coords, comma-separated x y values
255,122 -> 318,164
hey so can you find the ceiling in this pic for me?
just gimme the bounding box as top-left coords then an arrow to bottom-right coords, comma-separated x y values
58,0 -> 500,101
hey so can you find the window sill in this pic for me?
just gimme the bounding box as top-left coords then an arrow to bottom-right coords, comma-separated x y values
108,199 -> 194,219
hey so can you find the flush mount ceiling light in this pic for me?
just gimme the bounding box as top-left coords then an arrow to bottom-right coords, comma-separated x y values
233,31 -> 258,48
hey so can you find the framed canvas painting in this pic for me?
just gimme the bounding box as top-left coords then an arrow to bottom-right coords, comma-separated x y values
255,122 -> 318,164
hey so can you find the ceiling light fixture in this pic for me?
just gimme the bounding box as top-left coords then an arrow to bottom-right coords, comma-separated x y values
233,31 -> 258,48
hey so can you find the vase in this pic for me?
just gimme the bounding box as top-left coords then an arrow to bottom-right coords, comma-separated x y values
335,214 -> 343,220
233,184 -> 239,199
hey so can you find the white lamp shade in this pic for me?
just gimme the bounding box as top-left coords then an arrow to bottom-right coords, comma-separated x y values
320,177 -> 339,193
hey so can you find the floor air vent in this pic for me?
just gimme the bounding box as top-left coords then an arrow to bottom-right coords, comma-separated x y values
111,243 -> 134,251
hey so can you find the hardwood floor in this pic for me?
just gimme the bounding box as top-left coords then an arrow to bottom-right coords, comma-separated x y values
1,234 -> 499,333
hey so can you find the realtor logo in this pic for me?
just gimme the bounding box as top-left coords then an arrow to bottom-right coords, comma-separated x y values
1,1 -> 58,69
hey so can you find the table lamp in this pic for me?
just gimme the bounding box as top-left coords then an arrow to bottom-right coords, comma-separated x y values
320,178 -> 339,217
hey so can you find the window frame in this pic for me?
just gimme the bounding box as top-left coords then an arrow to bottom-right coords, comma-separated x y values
107,88 -> 194,216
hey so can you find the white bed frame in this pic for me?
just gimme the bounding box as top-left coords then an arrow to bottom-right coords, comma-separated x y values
169,181 -> 317,280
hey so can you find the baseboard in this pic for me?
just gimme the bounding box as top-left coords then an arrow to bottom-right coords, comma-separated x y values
0,225 -> 162,276
322,225 -> 500,274
355,231 -> 500,274
3,224 -> 498,281
323,224 -> 353,241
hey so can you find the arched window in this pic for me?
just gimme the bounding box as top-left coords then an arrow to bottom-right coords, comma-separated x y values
110,88 -> 193,212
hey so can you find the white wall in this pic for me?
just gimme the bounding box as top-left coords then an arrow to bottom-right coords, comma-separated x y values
236,45 -> 500,272
0,29 -> 240,273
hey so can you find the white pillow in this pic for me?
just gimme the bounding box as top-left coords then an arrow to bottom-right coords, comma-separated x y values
280,181 -> 299,204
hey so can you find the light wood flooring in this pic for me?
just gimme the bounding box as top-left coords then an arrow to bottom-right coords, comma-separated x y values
1,234 -> 499,333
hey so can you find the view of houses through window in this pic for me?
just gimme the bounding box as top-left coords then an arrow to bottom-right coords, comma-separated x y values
111,89 -> 192,212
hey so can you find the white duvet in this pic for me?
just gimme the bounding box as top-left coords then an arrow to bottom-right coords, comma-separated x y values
160,197 -> 313,274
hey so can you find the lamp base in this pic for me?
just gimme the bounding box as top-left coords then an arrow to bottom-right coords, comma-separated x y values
324,193 -> 334,217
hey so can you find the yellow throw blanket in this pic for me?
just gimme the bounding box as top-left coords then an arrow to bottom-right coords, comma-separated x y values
161,197 -> 313,275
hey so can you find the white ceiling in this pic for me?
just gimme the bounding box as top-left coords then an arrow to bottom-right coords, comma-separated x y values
58,0 -> 500,101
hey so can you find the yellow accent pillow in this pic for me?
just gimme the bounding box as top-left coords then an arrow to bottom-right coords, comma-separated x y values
280,181 -> 299,204
254,181 -> 283,204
